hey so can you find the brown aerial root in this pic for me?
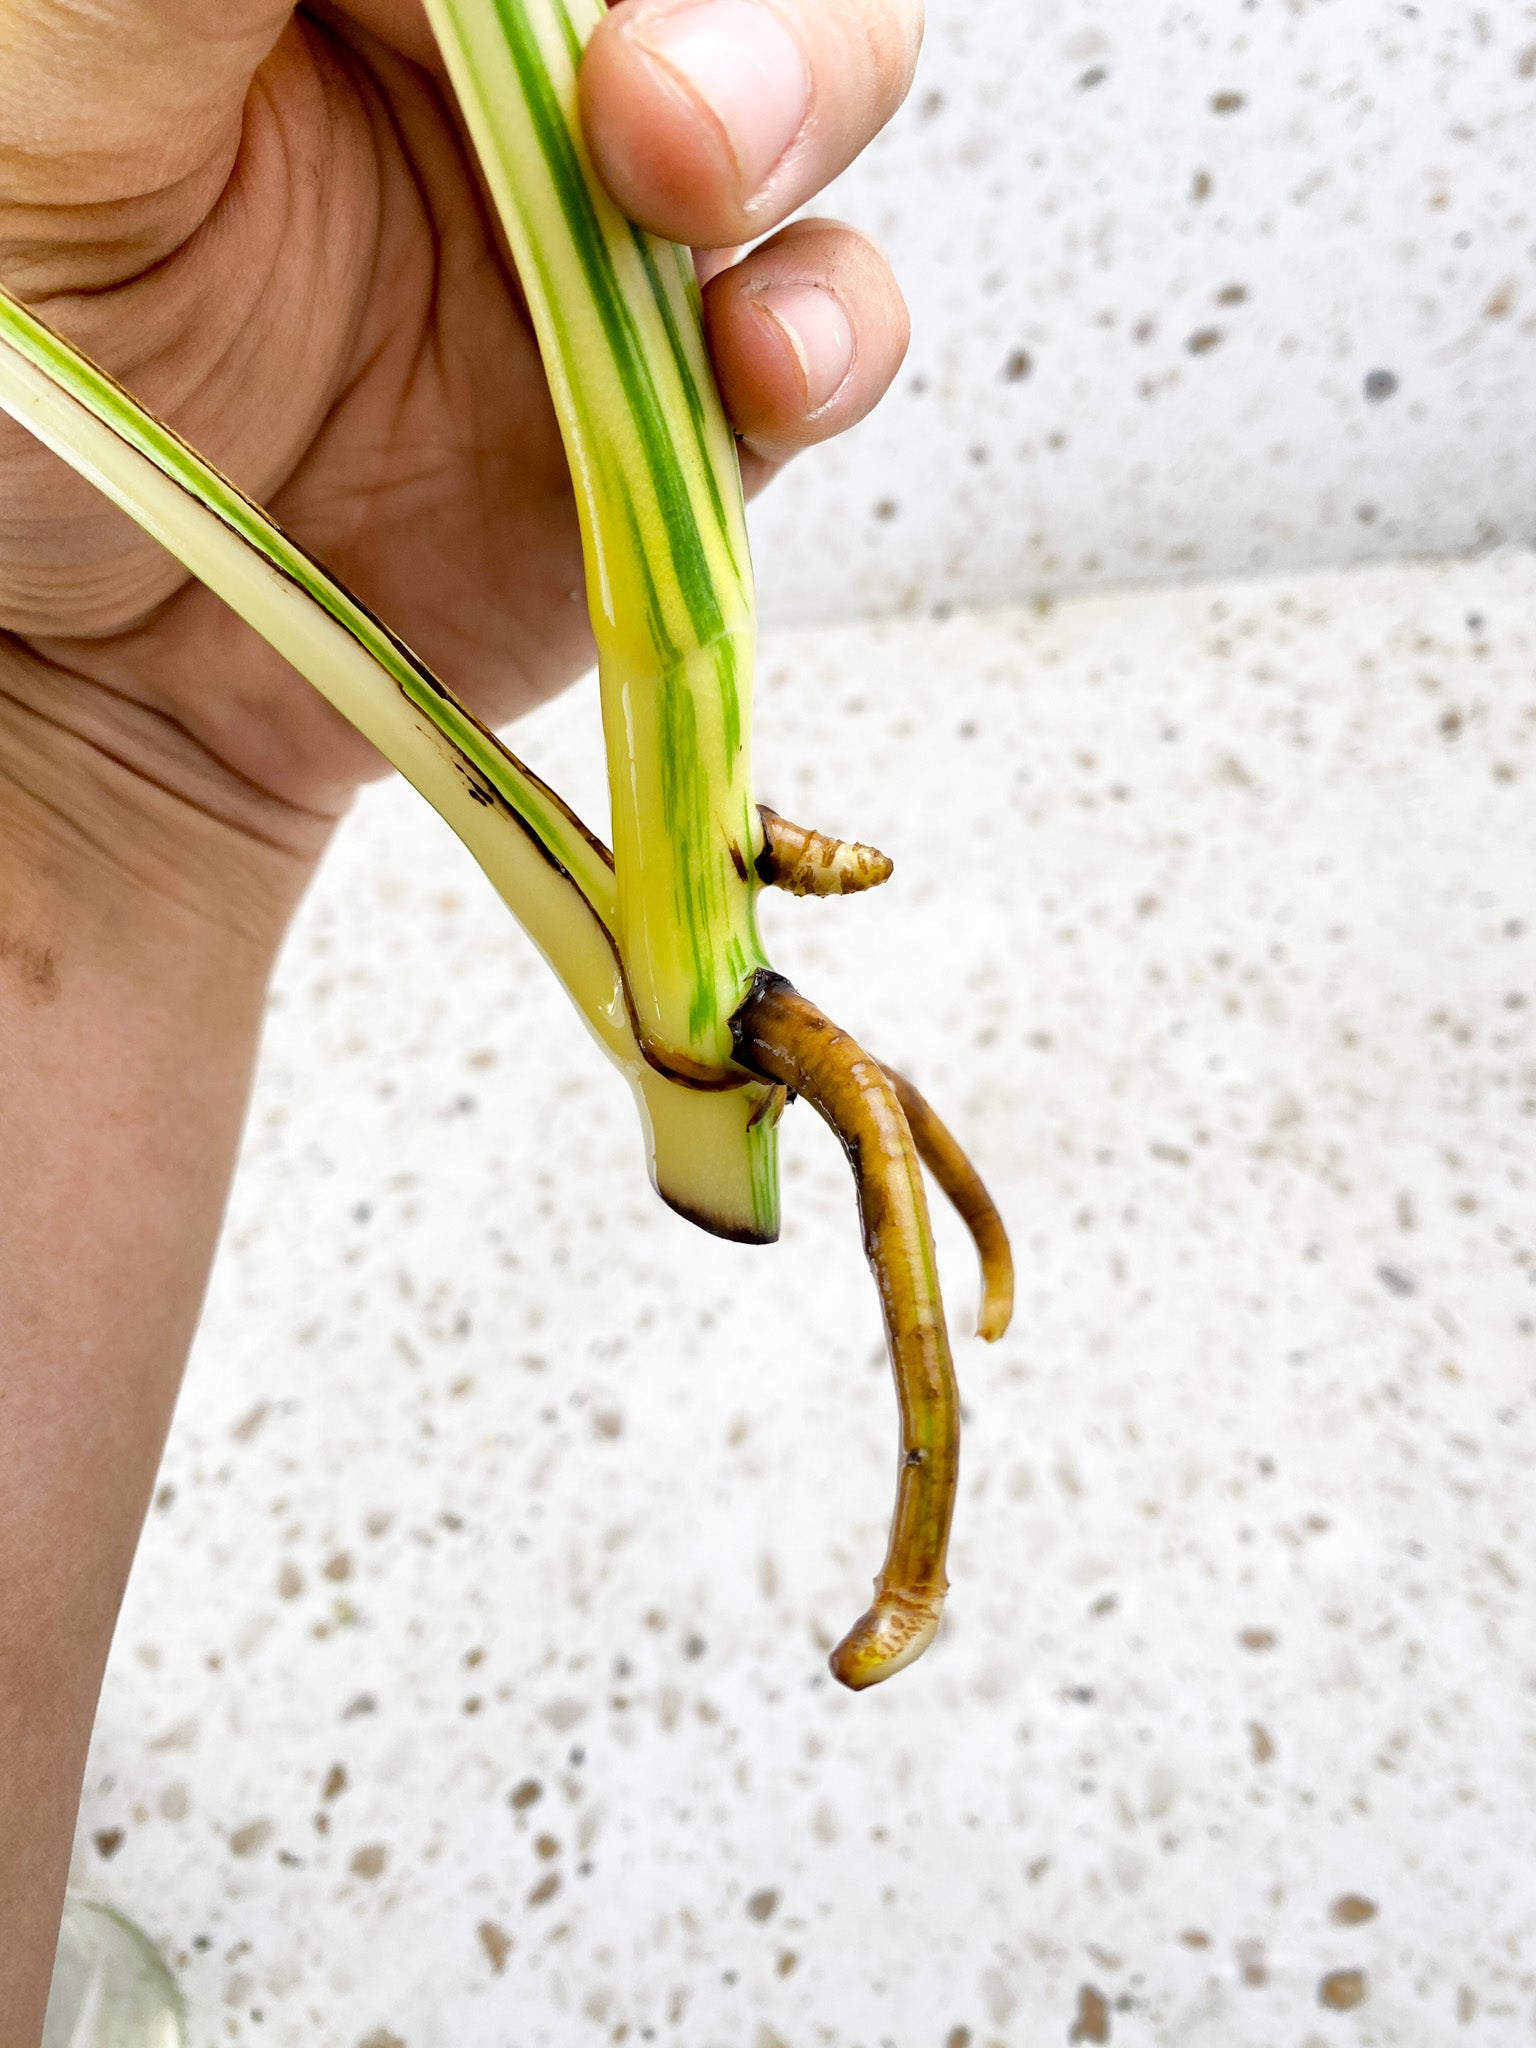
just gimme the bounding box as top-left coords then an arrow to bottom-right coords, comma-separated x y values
755,807 -> 895,897
730,971 -> 961,1691
881,1066 -> 1014,1342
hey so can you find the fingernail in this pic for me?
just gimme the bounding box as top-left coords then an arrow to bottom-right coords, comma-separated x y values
631,0 -> 811,200
754,283 -> 855,413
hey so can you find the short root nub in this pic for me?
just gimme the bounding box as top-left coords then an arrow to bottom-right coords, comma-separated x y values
756,807 -> 894,896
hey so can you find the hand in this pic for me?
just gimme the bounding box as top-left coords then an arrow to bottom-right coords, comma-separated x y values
0,0 -> 918,888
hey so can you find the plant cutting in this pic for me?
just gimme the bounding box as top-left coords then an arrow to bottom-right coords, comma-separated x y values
0,0 -> 1011,1688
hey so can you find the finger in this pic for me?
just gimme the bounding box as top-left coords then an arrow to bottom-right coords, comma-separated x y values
703,218 -> 909,474
580,0 -> 923,250
0,0 -> 292,289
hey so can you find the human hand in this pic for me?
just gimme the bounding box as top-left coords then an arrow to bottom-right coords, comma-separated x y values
0,0 -> 919,888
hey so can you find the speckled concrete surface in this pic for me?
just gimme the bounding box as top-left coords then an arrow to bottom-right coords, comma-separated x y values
752,0 -> 1536,624
71,550 -> 1534,2046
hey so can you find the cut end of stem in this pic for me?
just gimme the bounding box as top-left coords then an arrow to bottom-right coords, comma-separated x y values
634,1064 -> 781,1245
829,1586 -> 946,1691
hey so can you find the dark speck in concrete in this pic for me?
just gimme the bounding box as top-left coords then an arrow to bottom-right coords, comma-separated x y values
477,1921 -> 512,1974
1331,1894 -> 1378,1925
1237,1940 -> 1267,1987
1070,1983 -> 1111,2042
1364,369 -> 1399,403
1319,1969 -> 1368,2011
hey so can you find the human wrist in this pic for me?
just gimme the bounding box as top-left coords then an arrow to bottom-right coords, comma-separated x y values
0,651 -> 333,2048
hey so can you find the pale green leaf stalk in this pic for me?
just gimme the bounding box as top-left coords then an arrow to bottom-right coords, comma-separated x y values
422,0 -> 770,1090
0,284 -> 780,1240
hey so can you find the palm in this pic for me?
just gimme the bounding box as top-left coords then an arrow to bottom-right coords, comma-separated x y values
2,7 -> 596,820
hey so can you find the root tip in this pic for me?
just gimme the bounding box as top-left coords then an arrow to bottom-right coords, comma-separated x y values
977,1287 -> 1014,1343
828,1588 -> 945,1691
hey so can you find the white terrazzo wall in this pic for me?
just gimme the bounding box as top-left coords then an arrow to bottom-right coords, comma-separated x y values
751,0 -> 1536,625
73,552 -> 1536,2046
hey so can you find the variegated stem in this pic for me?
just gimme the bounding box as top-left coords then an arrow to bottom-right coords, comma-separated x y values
422,0 -> 770,1081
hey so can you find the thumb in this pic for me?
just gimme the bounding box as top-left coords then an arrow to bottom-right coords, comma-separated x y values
0,0 -> 294,291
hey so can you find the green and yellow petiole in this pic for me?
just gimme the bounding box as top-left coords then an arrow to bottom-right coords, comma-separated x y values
422,0 -> 770,1089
